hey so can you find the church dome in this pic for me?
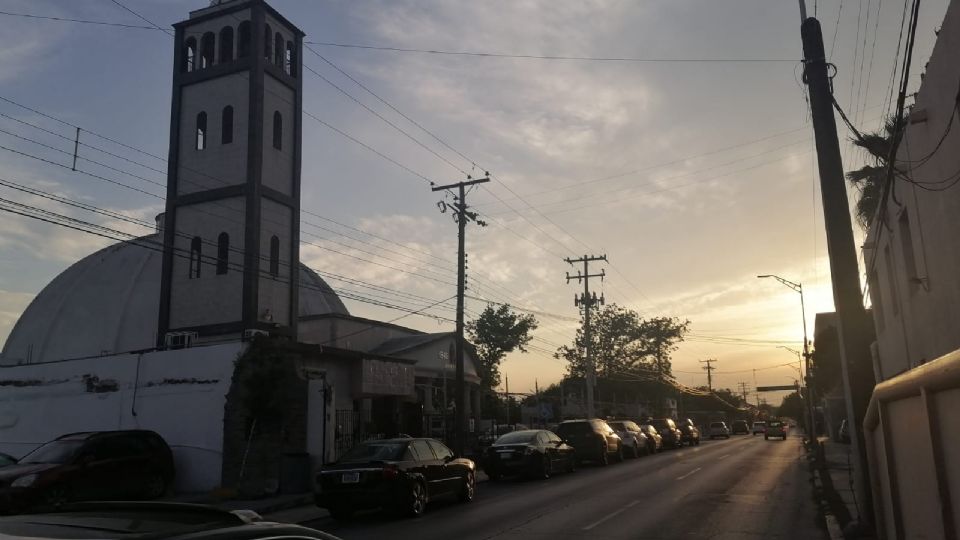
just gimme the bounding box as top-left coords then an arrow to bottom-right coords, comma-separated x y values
1,234 -> 348,365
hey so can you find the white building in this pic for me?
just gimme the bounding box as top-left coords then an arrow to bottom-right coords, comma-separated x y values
0,0 -> 479,495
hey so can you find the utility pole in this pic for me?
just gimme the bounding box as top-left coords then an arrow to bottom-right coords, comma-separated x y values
432,175 -> 489,457
700,359 -> 717,391
738,381 -> 749,403
565,254 -> 607,418
753,369 -> 760,407
801,14 -> 876,526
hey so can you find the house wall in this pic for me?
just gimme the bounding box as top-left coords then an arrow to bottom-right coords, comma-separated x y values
0,343 -> 243,493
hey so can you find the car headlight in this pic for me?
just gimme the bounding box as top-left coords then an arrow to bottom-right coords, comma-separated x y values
11,474 -> 37,488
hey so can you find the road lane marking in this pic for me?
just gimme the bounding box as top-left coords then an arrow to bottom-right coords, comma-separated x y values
581,499 -> 641,531
676,467 -> 702,480
718,454 -> 731,460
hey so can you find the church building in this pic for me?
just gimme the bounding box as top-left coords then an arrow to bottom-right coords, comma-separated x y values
0,0 -> 481,495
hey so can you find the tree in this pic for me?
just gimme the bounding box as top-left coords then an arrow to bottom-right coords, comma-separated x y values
778,391 -> 805,424
846,116 -> 905,229
556,304 -> 689,379
466,304 -> 538,391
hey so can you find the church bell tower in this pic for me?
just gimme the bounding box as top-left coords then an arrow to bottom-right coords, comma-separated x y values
158,0 -> 304,346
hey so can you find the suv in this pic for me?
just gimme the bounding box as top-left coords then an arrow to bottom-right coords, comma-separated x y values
731,420 -> 750,435
606,420 -> 649,458
648,418 -> 682,449
555,419 -> 623,465
765,420 -> 787,440
708,421 -> 731,439
0,430 -> 175,512
677,418 -> 701,446
752,421 -> 767,435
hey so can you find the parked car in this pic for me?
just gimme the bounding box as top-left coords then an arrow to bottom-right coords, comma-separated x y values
0,502 -> 343,540
708,421 -> 731,439
765,420 -> 787,440
315,438 -> 475,519
639,424 -> 663,453
483,430 -> 575,480
0,453 -> 15,469
555,419 -> 623,465
648,418 -> 683,449
0,430 -> 175,512
751,421 -> 767,435
677,418 -> 701,446
731,420 -> 750,435
606,421 -> 649,458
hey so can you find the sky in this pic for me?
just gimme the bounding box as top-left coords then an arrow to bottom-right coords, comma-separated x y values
0,0 -> 951,405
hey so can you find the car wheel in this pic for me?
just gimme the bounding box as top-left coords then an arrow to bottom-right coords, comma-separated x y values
598,448 -> 609,466
568,456 -> 577,473
405,481 -> 427,517
43,484 -> 72,508
459,471 -> 475,502
328,506 -> 354,521
631,444 -> 639,459
539,456 -> 551,479
765,435 -> 769,440
142,471 -> 167,500
614,446 -> 624,463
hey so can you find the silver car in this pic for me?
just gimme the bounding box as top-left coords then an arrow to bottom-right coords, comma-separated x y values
606,420 -> 650,458
708,421 -> 731,439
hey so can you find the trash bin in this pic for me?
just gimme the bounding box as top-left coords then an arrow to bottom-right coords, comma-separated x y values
279,452 -> 311,494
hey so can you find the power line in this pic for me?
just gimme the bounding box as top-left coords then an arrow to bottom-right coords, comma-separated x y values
305,41 -> 798,63
0,10 -> 157,30
107,0 -> 173,36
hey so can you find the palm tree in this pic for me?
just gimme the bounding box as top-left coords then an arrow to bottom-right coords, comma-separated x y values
846,117 -> 904,229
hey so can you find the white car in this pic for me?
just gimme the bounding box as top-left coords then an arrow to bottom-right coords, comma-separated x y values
606,420 -> 649,458
708,421 -> 731,439
752,421 -> 767,435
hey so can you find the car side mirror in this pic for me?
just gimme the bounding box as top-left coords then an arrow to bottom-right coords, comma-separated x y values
444,454 -> 456,463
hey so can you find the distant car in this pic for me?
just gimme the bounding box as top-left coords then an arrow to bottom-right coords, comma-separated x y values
765,420 -> 787,440
315,438 -> 475,519
0,453 -> 15,469
0,430 -> 175,512
677,418 -> 701,446
648,418 -> 683,449
731,420 -> 750,435
639,424 -> 663,453
483,430 -> 576,480
708,421 -> 731,439
555,419 -> 623,465
752,421 -> 767,435
0,502 -> 343,540
607,421 -> 649,458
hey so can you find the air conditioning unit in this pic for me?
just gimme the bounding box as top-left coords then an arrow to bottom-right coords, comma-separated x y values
164,331 -> 198,349
243,329 -> 269,340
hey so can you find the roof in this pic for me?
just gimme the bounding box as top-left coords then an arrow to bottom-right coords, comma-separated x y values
1,235 -> 348,365
369,333 -> 453,356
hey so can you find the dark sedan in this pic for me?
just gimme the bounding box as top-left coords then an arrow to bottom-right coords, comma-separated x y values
483,430 -> 576,480
649,418 -> 683,449
315,438 -> 475,519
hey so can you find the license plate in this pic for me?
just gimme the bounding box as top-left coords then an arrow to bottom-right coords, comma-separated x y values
341,472 -> 359,483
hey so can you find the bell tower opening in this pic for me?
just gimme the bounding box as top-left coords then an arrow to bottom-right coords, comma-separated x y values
158,0 -> 304,347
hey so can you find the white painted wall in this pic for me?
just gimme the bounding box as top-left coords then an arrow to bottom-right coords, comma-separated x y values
262,73 -> 295,196
0,343 -> 243,493
258,199 -> 292,326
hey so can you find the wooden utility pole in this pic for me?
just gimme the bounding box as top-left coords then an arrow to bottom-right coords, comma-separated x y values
432,176 -> 489,457
800,15 -> 876,525
737,381 -> 749,403
565,255 -> 607,418
700,359 -> 717,391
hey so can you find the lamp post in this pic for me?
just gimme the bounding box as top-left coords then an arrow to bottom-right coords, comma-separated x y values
758,274 -> 816,440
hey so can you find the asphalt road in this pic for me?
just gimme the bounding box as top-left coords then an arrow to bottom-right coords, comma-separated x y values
305,431 -> 826,540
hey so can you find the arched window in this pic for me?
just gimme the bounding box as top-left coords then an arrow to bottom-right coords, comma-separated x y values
272,111 -> 282,150
219,26 -> 234,63
200,32 -> 215,69
269,235 -> 280,277
189,236 -> 202,278
183,37 -> 197,72
264,24 -> 273,62
274,33 -> 284,66
285,41 -> 296,76
216,232 -> 229,275
221,105 -> 233,144
196,112 -> 207,150
237,21 -> 251,58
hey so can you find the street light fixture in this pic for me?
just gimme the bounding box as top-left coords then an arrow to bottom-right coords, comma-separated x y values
758,274 -> 816,440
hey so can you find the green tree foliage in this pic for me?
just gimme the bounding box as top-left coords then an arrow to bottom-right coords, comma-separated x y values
846,117 -> 904,229
466,304 -> 538,391
778,391 -> 805,423
556,304 -> 690,379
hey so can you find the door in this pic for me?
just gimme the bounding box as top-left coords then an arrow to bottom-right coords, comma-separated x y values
538,432 -> 557,469
408,440 -> 440,496
426,440 -> 460,495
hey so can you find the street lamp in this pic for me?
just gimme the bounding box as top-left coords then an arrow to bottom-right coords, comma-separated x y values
758,274 -> 816,440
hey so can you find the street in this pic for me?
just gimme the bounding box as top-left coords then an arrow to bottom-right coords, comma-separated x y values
304,432 -> 825,540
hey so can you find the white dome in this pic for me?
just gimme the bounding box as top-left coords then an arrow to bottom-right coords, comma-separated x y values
1,234 -> 348,365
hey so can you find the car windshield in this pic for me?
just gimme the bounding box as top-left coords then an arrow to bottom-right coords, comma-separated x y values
710,422 -> 725,428
768,421 -> 784,428
607,422 -> 625,431
495,431 -> 538,444
641,425 -> 657,434
339,442 -> 406,463
19,440 -> 82,464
